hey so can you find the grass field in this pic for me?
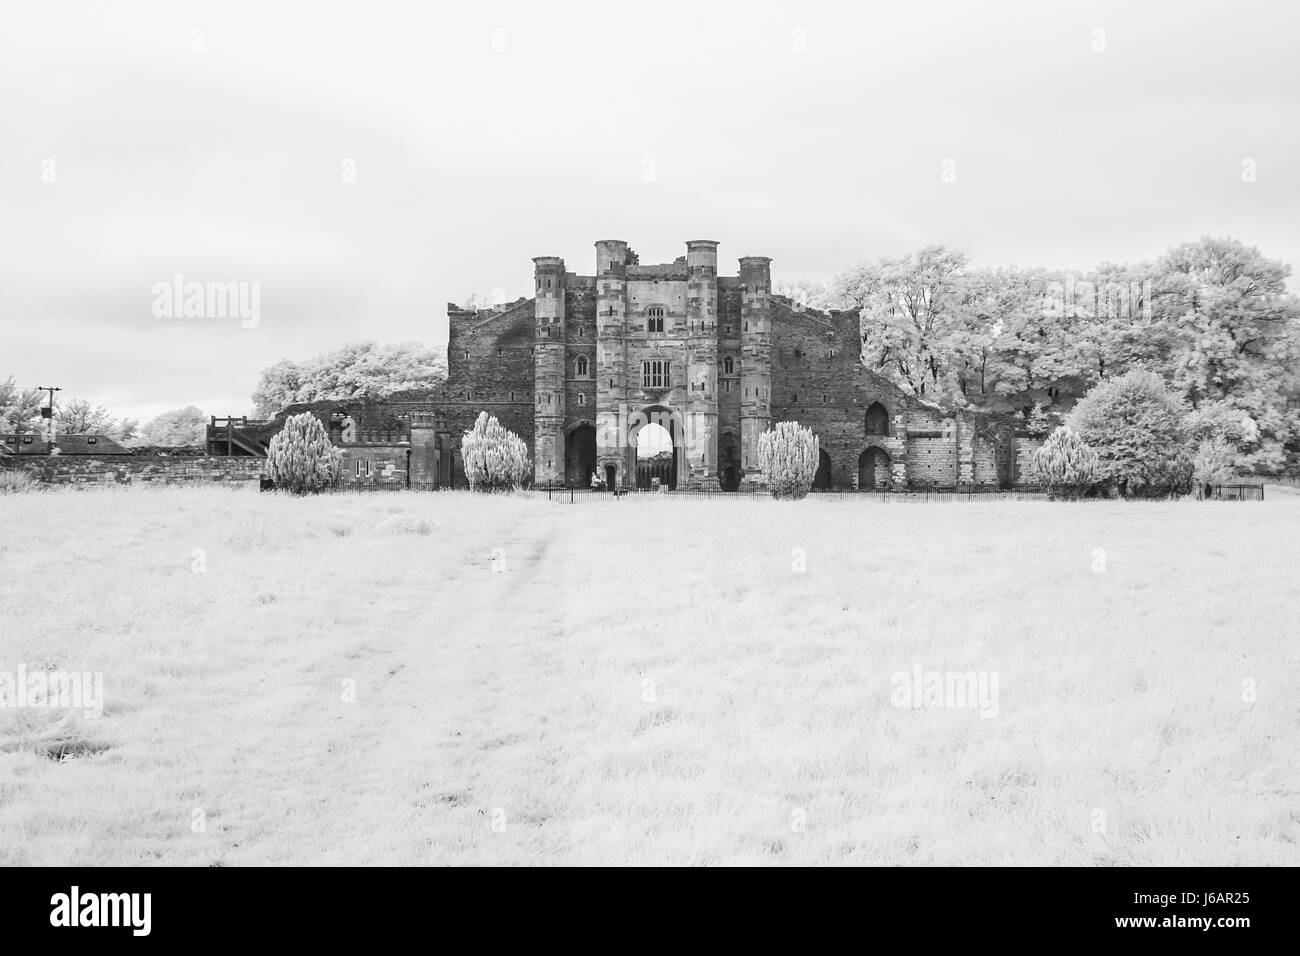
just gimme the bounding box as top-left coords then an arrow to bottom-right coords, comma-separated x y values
1,485 -> 1298,866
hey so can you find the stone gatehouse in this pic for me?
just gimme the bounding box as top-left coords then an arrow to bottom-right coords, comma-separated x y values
225,239 -> 1031,490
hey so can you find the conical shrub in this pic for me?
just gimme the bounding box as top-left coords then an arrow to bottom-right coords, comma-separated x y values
461,411 -> 530,492
265,412 -> 343,494
1029,425 -> 1098,500
757,421 -> 819,500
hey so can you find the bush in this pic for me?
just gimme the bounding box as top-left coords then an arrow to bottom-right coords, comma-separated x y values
1029,426 -> 1098,499
757,421 -> 819,500
265,412 -> 343,495
1068,369 -> 1189,497
0,469 -> 34,493
1193,437 -> 1237,488
461,411 -> 529,492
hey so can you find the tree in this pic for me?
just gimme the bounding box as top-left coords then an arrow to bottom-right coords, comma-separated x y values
1068,369 -> 1190,497
252,341 -> 448,417
251,359 -> 304,419
757,421 -> 819,500
0,377 -> 41,433
460,411 -> 529,492
54,399 -> 115,435
834,246 -> 968,399
141,406 -> 208,446
773,279 -> 842,312
1145,238 -> 1300,474
114,418 -> 141,444
265,412 -> 343,494
1192,437 -> 1237,488
1029,426 -> 1098,499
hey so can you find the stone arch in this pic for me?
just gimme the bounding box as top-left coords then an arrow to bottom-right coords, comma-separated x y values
564,420 -> 596,487
858,445 -> 891,490
629,404 -> 682,490
813,448 -> 833,490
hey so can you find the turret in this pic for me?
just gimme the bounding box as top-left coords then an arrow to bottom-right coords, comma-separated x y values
595,241 -> 630,487
533,256 -> 566,484
685,240 -> 720,486
738,255 -> 772,486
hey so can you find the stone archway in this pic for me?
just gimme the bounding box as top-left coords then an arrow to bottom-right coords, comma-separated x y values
635,421 -> 675,490
718,431 -> 740,491
564,422 -> 596,487
629,405 -> 682,491
858,446 -> 891,490
812,448 -> 832,490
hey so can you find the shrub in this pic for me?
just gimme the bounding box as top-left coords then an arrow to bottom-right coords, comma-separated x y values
461,411 -> 529,492
1192,437 -> 1237,488
265,412 -> 343,494
1029,426 -> 1098,500
757,421 -> 819,500
0,470 -> 34,493
1068,369 -> 1189,497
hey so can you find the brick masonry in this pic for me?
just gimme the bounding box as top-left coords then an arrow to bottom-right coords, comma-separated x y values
237,238 -> 1044,491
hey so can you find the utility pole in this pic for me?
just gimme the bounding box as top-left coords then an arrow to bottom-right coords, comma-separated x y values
36,385 -> 61,454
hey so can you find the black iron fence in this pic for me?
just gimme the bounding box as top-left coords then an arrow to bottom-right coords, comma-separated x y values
271,480 -> 1268,502
1195,484 -> 1265,501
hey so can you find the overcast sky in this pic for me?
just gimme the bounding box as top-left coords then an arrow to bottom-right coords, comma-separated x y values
3,0 -> 1297,424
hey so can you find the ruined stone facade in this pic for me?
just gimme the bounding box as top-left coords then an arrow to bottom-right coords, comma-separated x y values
243,239 -> 1027,490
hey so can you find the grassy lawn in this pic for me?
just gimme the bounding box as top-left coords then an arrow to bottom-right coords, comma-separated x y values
1,485 -> 1297,865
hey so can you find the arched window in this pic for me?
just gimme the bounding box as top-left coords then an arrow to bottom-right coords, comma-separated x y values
865,401 -> 890,436
576,355 -> 589,377
723,356 -> 734,374
646,306 -> 665,333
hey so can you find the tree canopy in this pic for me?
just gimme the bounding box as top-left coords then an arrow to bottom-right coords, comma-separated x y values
823,236 -> 1300,472
252,341 -> 448,418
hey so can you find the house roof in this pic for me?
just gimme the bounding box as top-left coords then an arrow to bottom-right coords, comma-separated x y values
0,434 -> 133,455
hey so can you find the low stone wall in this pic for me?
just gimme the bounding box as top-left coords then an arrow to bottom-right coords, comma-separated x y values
10,455 -> 265,487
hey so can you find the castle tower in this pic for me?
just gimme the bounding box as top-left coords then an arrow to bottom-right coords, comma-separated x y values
533,256 -> 566,484
685,240 -> 720,487
738,255 -> 773,487
594,240 -> 629,487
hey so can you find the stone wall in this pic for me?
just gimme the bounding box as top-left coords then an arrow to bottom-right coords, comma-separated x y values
1014,436 -> 1046,484
14,456 -> 264,486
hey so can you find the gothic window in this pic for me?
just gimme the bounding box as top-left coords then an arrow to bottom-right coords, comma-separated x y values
576,355 -> 589,377
865,401 -> 890,436
577,393 -> 586,406
642,360 -> 670,388
646,306 -> 665,333
724,356 -> 734,374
